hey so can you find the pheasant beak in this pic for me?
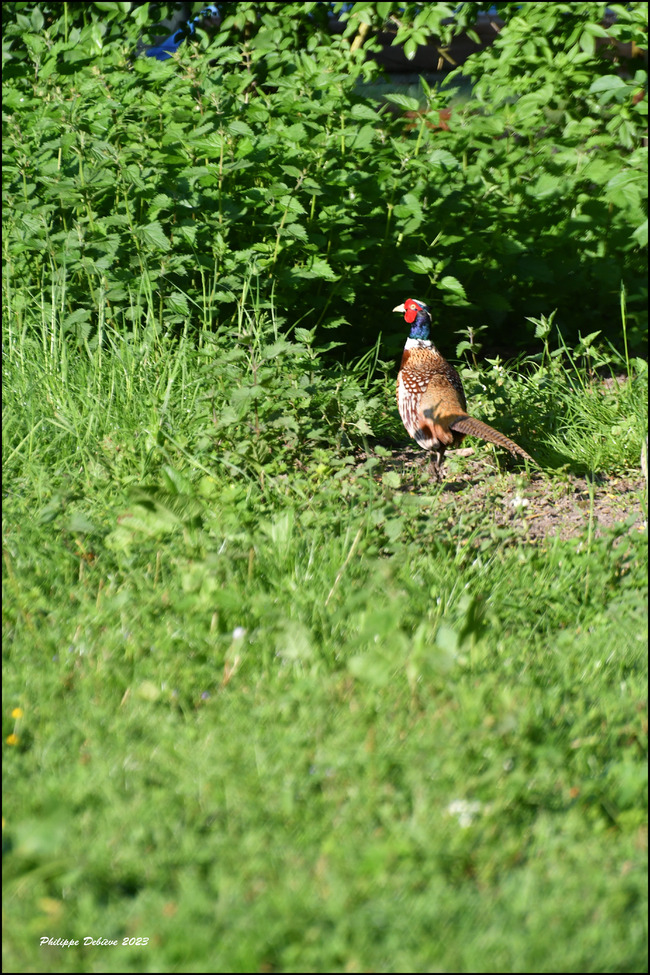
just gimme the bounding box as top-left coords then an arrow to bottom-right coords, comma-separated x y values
393,304 -> 406,313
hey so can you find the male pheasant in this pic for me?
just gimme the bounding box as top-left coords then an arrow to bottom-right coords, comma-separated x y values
395,298 -> 535,473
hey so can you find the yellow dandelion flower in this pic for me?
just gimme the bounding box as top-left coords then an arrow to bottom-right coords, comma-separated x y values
11,708 -> 23,719
6,733 -> 20,746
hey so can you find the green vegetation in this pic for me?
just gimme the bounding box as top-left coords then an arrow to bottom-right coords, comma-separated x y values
3,296 -> 647,972
3,3 -> 648,973
2,1 -> 647,354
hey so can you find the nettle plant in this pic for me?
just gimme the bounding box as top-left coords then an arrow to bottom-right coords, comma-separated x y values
443,2 -> 647,341
4,6 -> 436,345
2,1 -> 647,356
192,294 -> 388,481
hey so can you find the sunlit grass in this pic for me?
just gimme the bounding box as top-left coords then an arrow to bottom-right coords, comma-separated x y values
3,282 -> 647,973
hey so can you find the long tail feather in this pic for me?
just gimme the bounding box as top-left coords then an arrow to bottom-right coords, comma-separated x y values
450,416 -> 536,464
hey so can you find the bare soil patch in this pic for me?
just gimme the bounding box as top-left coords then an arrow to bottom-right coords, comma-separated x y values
378,447 -> 647,542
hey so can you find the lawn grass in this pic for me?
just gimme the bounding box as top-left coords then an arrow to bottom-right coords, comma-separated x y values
2,294 -> 648,973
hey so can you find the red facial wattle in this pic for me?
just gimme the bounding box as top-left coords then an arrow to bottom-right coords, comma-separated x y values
403,299 -> 421,324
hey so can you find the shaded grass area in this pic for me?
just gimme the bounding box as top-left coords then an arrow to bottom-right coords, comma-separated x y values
2,309 -> 648,973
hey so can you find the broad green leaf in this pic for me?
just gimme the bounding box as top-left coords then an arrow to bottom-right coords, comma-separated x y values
405,255 -> 434,274
138,221 -> 171,252
291,257 -> 338,281
350,103 -> 379,121
439,276 -> 467,300
386,93 -> 421,112
428,149 -> 459,169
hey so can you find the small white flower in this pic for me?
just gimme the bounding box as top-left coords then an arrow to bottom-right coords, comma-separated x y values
509,494 -> 529,510
232,626 -> 246,641
446,799 -> 482,828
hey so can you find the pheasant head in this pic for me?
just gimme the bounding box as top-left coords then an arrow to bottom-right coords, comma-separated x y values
393,299 -> 432,342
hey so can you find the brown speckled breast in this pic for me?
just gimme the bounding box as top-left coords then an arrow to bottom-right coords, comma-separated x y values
397,345 -> 468,452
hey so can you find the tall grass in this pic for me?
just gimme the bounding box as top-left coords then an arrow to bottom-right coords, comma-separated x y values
3,278 -> 647,973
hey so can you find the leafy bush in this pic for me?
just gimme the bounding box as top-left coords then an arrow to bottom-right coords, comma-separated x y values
2,1 -> 647,356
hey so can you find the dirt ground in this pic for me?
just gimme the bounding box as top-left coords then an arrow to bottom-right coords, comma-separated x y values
379,447 -> 648,543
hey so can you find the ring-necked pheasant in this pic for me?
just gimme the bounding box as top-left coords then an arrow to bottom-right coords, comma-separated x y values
394,298 -> 535,474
